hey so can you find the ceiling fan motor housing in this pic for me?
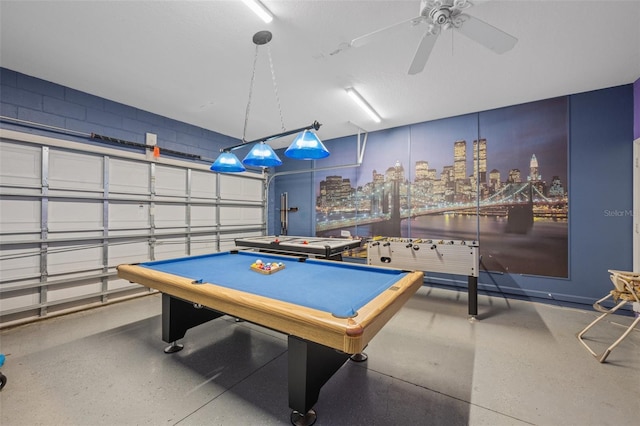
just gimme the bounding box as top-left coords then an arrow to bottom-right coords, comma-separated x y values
430,7 -> 451,25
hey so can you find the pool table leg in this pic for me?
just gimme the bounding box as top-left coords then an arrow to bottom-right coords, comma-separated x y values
161,294 -> 224,353
288,336 -> 351,425
468,276 -> 478,319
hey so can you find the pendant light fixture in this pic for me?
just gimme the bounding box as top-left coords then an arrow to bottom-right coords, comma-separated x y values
243,142 -> 282,167
210,31 -> 328,173
209,151 -> 246,173
284,129 -> 330,160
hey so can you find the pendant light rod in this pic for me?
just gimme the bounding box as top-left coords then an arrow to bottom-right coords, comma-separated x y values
221,121 -> 322,152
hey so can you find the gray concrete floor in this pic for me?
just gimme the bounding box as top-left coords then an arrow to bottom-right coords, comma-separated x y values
1,286 -> 638,425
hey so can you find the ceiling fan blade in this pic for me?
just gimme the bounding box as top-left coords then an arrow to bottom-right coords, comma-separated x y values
455,14 -> 517,54
351,16 -> 424,49
408,30 -> 439,75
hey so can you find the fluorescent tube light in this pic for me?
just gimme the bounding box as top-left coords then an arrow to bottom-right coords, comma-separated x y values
346,88 -> 382,123
241,0 -> 273,24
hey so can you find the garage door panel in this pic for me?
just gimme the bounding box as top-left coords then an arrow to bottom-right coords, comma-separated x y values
109,241 -> 149,267
48,200 -> 102,232
191,204 -> 216,226
0,245 -> 41,282
220,174 -> 262,201
108,276 -> 145,292
49,149 -> 103,191
0,198 -> 41,233
0,287 -> 40,312
190,234 -> 218,255
154,236 -> 187,260
109,158 -> 149,195
191,170 -> 216,199
219,205 -> 262,225
156,165 -> 186,197
47,280 -> 102,302
109,201 -> 150,229
155,204 -> 186,228
47,243 -> 103,275
0,141 -> 41,187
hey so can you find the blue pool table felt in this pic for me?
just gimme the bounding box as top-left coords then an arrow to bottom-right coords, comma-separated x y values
141,251 -> 408,318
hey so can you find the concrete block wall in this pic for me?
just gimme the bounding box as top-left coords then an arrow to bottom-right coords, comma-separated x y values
0,68 -> 239,161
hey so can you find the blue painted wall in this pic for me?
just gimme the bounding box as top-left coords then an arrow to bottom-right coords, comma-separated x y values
0,68 -> 634,308
0,68 -> 239,161
272,85 -> 635,308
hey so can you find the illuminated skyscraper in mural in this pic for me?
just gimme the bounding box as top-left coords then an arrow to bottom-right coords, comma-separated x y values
508,169 -> 522,183
453,140 -> 466,182
386,160 -> 405,181
372,169 -> 384,186
473,139 -> 487,184
415,161 -> 430,181
548,176 -> 566,197
529,154 -> 540,181
442,165 -> 454,186
489,168 -> 501,192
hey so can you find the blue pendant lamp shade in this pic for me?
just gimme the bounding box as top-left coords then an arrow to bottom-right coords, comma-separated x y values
209,30 -> 329,172
242,142 -> 283,167
210,152 -> 246,173
284,130 -> 330,160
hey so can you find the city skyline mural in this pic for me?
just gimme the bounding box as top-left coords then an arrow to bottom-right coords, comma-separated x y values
315,97 -> 569,278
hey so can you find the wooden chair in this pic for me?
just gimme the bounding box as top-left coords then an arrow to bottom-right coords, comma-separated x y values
577,270 -> 640,363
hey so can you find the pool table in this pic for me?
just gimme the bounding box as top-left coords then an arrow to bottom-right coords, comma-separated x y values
117,250 -> 423,425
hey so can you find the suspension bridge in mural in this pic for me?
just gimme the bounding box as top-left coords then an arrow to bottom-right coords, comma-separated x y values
316,181 -> 568,235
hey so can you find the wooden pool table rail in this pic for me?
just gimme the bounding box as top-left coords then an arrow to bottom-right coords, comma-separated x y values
117,263 -> 423,354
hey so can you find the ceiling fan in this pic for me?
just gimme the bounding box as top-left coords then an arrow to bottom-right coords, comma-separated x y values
334,0 -> 517,75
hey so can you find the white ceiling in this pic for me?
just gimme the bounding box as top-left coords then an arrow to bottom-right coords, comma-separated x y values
1,0 -> 639,148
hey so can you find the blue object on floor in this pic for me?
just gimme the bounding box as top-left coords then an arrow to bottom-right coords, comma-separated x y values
0,353 -> 6,390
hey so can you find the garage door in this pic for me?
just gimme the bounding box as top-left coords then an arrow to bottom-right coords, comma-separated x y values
0,130 -> 265,326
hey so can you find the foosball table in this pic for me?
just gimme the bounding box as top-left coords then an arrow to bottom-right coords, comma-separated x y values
366,237 -> 480,318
